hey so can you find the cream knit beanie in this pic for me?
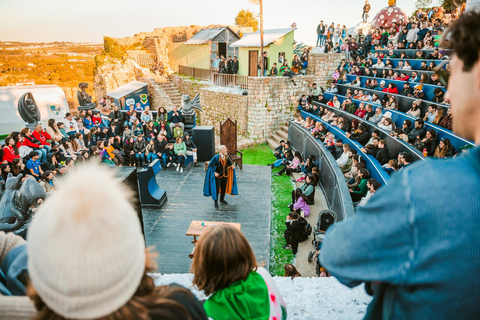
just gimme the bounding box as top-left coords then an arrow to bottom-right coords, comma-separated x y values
27,164 -> 146,319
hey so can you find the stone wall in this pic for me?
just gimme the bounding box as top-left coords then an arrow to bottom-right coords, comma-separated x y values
307,52 -> 346,86
171,75 -> 212,98
200,89 -> 248,135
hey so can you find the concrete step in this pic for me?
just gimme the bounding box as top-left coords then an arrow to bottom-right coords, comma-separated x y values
277,129 -> 288,140
267,138 -> 278,151
270,133 -> 283,145
280,125 -> 289,132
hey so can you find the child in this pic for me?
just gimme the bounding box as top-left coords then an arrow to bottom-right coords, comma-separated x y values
26,151 -> 43,180
164,143 -> 176,168
57,122 -> 69,139
172,123 -> 183,139
92,112 -> 102,127
145,139 -> 157,163
84,115 -> 94,129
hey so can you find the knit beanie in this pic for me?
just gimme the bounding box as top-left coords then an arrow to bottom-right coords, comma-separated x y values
27,164 -> 146,319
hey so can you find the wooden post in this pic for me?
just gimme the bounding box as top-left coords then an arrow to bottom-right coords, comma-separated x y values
260,0 -> 264,77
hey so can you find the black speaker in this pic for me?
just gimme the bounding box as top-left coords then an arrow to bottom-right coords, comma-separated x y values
136,159 -> 167,208
193,126 -> 215,162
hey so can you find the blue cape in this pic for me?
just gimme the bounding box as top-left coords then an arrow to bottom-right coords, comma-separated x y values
203,153 -> 238,200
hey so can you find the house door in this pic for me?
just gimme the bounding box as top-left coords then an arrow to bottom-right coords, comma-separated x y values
248,50 -> 258,77
218,42 -> 227,58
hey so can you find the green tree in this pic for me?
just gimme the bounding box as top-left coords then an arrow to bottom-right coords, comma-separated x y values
235,9 -> 259,32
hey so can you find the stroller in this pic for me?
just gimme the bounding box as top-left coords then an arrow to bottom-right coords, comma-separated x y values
307,209 -> 338,276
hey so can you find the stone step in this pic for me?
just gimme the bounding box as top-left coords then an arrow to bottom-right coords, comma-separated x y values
276,129 -> 288,140
267,138 -> 278,151
280,125 -> 289,132
270,133 -> 283,145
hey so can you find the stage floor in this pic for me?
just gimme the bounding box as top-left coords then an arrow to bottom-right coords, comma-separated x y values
143,163 -> 272,274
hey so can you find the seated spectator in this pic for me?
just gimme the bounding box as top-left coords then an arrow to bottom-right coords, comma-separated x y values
270,63 -> 278,76
326,82 -> 338,93
347,123 -> 371,146
182,133 -> 199,167
39,170 -> 57,193
385,96 -> 398,110
132,119 -> 144,137
358,178 -> 382,207
391,127 -> 410,142
134,134 -> 147,166
382,159 -> 399,175
375,140 -> 389,165
292,187 -> 310,218
375,80 -> 387,91
343,98 -> 357,114
284,264 -> 302,279
402,60 -> 412,70
123,137 -> 136,166
368,106 -> 383,124
378,117 -> 395,132
349,168 -> 370,202
423,104 -> 438,123
434,138 -> 456,158
2,137 -> 19,163
24,165 -> 207,320
164,143 -> 176,168
375,58 -> 385,69
275,151 -> 302,176
168,106 -> 185,132
397,72 -> 410,81
349,76 -> 361,87
172,123 -> 184,139
354,103 -> 366,118
407,119 -> 426,143
46,119 -> 64,142
64,112 -> 79,137
145,138 -> 157,163
415,129 -> 438,156
407,100 -> 422,117
400,82 -> 413,96
157,119 -> 170,138
428,61 -> 437,71
432,107 -> 445,125
434,88 -> 445,104
145,120 -> 158,141
383,83 -> 399,94
439,108 -> 453,131
283,210 -> 309,255
336,144 -> 351,166
26,151 -> 43,180
174,136 -> 187,173
309,83 -> 323,102
192,224 -> 285,319
361,137 -> 379,156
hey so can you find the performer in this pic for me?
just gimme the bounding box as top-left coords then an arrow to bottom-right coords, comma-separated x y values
203,145 -> 238,208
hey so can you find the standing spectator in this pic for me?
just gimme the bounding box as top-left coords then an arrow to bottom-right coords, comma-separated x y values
232,56 -> 239,74
317,21 -> 326,47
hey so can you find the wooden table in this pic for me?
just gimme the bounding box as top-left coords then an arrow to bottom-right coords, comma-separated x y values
186,220 -> 241,258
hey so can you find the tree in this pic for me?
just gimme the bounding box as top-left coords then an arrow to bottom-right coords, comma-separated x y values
415,0 -> 466,10
235,9 -> 259,32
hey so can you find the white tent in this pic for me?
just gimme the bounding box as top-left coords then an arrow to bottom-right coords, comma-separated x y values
0,85 -> 69,135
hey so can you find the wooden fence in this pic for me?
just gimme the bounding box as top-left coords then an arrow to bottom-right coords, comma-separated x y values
178,65 -> 249,90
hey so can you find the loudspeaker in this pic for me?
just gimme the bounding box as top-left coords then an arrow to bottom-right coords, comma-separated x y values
193,126 -> 215,162
136,159 -> 167,208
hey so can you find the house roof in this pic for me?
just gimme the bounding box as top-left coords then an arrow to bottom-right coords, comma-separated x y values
184,27 -> 239,45
230,28 -> 293,47
106,81 -> 148,100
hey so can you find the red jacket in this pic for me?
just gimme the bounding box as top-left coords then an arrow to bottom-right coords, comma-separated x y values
396,76 -> 410,81
382,87 -> 399,94
32,130 -> 51,146
18,136 -> 41,149
2,146 -> 19,163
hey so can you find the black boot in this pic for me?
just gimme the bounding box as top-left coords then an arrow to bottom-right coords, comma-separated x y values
214,200 -> 219,208
220,199 -> 228,205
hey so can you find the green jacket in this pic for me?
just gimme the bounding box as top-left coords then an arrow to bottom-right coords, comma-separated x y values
352,178 -> 368,196
345,103 -> 357,114
174,142 -> 186,154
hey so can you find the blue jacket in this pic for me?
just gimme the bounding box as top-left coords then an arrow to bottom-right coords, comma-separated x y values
203,153 -> 238,200
0,244 -> 28,296
320,146 -> 480,319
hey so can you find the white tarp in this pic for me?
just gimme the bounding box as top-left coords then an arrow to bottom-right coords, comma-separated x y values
106,81 -> 148,100
230,28 -> 293,47
0,85 -> 69,135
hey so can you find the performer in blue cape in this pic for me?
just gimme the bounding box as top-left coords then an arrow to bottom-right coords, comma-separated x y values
203,145 -> 238,208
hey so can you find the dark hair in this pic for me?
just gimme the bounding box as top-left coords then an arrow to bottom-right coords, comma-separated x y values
359,168 -> 370,179
404,154 -> 413,163
29,151 -> 39,158
368,178 -> 382,190
294,188 -> 308,203
404,119 -> 412,127
447,11 -> 480,71
415,119 -> 424,126
429,104 -> 438,111
294,151 -> 303,162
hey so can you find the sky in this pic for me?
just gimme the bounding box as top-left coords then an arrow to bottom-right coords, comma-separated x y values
0,0 -> 438,45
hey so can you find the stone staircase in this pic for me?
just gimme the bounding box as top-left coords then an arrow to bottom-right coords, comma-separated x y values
267,124 -> 289,151
155,79 -> 183,108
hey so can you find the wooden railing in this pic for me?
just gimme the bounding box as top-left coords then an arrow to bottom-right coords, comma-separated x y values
212,73 -> 249,90
178,65 -> 213,81
178,65 -> 249,90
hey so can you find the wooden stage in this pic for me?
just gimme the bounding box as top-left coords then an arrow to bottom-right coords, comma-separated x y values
143,163 -> 272,274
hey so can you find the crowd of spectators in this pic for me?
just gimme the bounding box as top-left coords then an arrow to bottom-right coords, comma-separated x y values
0,104 -> 200,194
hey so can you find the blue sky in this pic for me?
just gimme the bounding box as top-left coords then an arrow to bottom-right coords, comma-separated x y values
0,0 -> 434,45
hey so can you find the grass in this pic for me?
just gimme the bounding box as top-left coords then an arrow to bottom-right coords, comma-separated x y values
242,144 -> 295,276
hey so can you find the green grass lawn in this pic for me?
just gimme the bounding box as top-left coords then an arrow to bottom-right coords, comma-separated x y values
242,144 -> 295,276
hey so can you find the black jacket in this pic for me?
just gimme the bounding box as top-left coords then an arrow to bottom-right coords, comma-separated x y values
154,139 -> 167,154
408,127 -> 426,143
349,130 -> 371,146
376,147 -> 389,165
184,137 -> 197,151
168,110 -> 184,124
